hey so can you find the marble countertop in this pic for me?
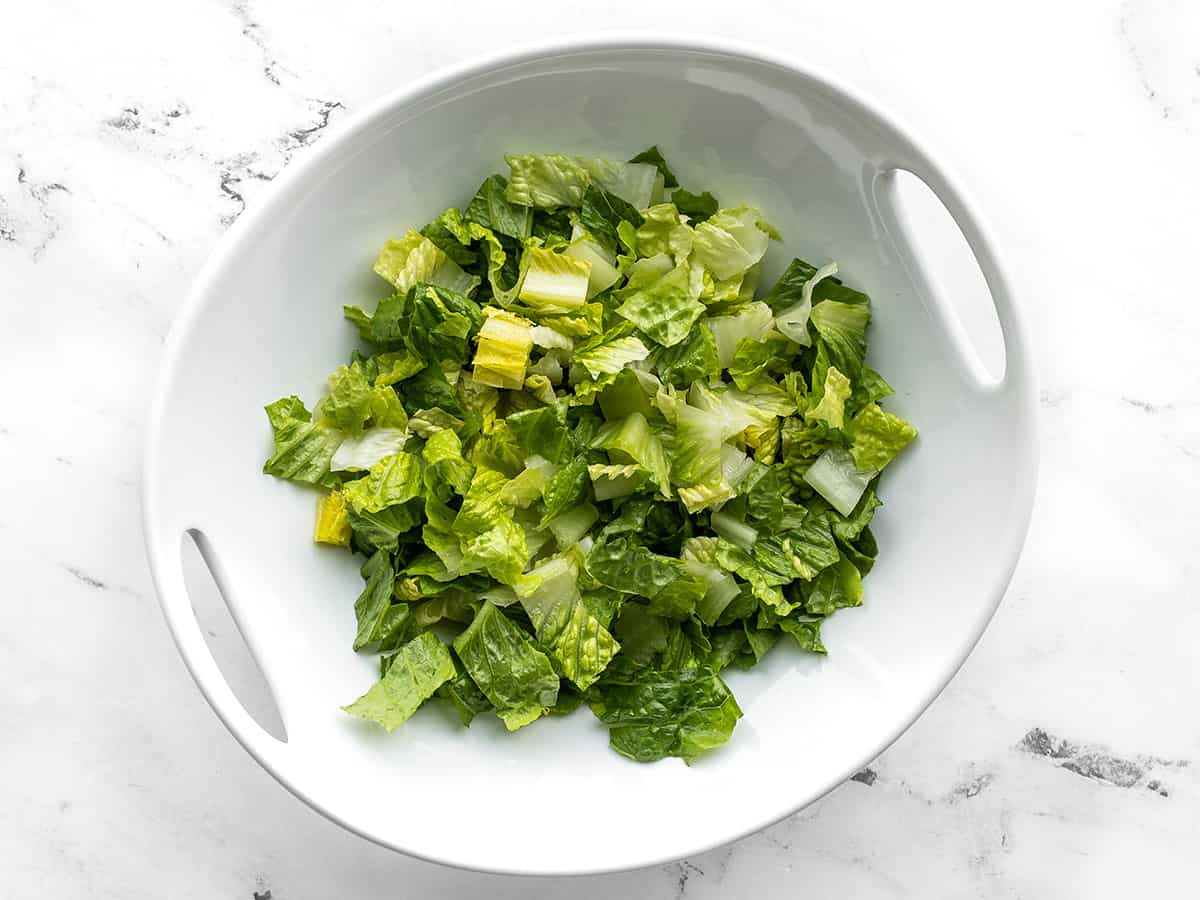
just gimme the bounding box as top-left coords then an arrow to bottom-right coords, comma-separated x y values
3,0 -> 1199,896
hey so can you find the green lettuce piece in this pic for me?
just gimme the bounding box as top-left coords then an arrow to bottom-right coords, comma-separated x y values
779,616 -> 827,653
704,302 -> 775,369
465,174 -> 533,240
762,258 -> 841,347
330,428 -> 409,473
635,203 -> 694,259
343,452 -> 423,513
752,511 -> 840,583
452,468 -> 512,535
597,368 -> 655,421
810,300 -> 870,381
852,367 -> 895,409
591,411 -> 671,495
580,185 -> 645,250
405,284 -> 483,367
805,366 -> 852,430
546,503 -> 599,547
320,363 -> 373,434
346,503 -> 418,552
682,536 -> 791,613
764,257 -> 871,310
506,399 -> 570,465
469,420 -> 526,476
352,551 -> 417,653
612,603 -> 673,662
262,398 -> 342,486
586,658 -> 742,763
460,517 -> 529,587
615,263 -> 705,348
539,455 -> 592,527
343,632 -> 456,731
655,326 -> 720,387
586,537 -> 703,620
437,664 -> 493,726
671,188 -> 718,222
574,323 -> 650,378
421,428 -> 474,495
803,556 -> 863,615
452,602 -> 560,730
499,463 -> 545,508
520,556 -> 619,690
504,154 -> 657,209
848,403 -> 918,471
728,334 -> 794,390
690,206 -> 773,280
373,230 -> 479,296
588,462 -> 649,500
451,467 -> 529,585
827,485 -> 881,544
265,396 -> 310,440
670,402 -> 725,489
628,145 -> 678,188
399,366 -> 462,419
504,154 -> 593,208
421,209 -> 480,267
532,208 -> 575,247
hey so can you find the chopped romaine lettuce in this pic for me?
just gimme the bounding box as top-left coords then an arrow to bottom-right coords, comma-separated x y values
262,146 -> 916,762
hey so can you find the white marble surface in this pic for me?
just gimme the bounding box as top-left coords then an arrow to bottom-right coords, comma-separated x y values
3,0 -> 1200,896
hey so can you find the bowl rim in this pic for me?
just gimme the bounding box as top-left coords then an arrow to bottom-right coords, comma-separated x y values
143,32 -> 1039,876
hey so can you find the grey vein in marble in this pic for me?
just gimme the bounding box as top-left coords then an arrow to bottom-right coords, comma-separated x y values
216,99 -> 347,224
1122,396 -> 1173,413
947,772 -> 993,802
230,0 -> 287,86
62,565 -> 107,591
0,161 -> 70,257
1019,727 -> 1187,794
850,767 -> 878,786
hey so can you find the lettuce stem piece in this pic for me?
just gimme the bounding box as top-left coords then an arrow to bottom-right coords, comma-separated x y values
518,246 -> 592,308
473,309 -> 534,390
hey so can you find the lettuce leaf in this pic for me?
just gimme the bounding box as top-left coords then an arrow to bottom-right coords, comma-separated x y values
579,185 -> 645,250
343,632 -> 456,731
811,300 -> 870,381
343,452 -> 423,513
848,403 -> 918,471
671,188 -> 719,222
690,206 -> 772,280
628,145 -> 678,188
520,556 -> 619,690
655,325 -> 720,387
506,399 -> 571,465
574,323 -> 650,378
465,174 -> 533,240
374,230 -> 479,296
452,602 -> 560,730
262,397 -> 342,486
615,262 -> 705,348
586,658 -> 742,763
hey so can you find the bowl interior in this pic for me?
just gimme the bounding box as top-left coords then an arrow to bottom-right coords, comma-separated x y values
147,45 -> 1036,874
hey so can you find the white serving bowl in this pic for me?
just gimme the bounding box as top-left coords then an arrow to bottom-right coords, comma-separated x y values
144,36 -> 1037,875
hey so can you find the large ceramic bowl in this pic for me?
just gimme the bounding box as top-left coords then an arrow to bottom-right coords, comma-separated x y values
144,36 -> 1038,875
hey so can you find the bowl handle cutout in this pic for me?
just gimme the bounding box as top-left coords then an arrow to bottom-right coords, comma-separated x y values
157,527 -> 291,767
874,160 -> 1033,404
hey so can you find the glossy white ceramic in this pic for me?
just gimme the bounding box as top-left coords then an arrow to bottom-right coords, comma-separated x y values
143,36 -> 1038,875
